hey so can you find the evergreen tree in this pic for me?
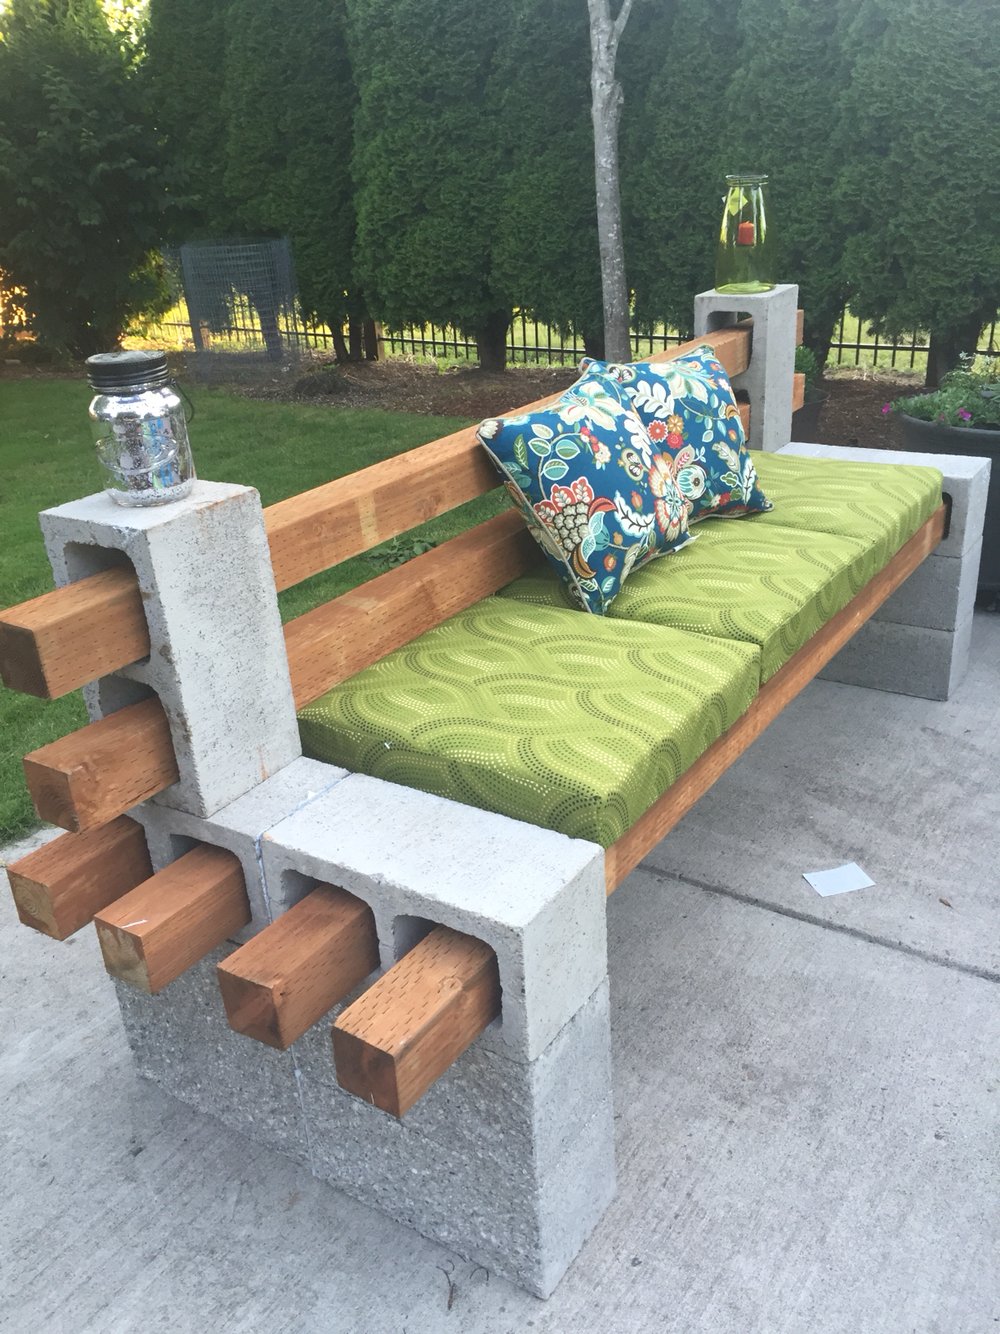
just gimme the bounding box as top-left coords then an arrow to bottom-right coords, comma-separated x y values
223,0 -> 368,361
346,0 -> 511,369
0,0 -> 170,355
839,0 -> 1000,384
144,0 -> 232,235
723,0 -> 852,365
491,0 -> 604,354
622,0 -> 740,337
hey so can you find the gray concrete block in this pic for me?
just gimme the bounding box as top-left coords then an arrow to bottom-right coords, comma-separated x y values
113,946 -> 311,1167
819,613 -> 974,700
694,284 -> 799,453
296,981 -> 615,1298
130,756 -> 348,938
40,481 -> 301,819
876,538 -> 982,632
779,442 -> 991,560
260,773 -> 608,1063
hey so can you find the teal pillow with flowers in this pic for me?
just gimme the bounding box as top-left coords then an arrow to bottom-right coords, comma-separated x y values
581,347 -> 772,523
476,371 -> 693,614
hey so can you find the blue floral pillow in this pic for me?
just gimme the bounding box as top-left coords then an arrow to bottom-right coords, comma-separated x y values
476,372 -> 693,614
581,347 -> 772,522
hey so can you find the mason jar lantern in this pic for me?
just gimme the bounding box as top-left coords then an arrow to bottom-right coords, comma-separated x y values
85,350 -> 196,507
715,174 -> 775,294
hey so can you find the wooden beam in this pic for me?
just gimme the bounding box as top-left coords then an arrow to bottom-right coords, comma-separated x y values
0,327 -> 752,699
217,885 -> 380,1048
603,504 -> 948,891
22,696 -> 178,833
0,567 -> 149,700
332,925 -> 501,1118
94,844 -> 250,994
796,308 -> 805,345
286,511 -> 536,707
792,371 -> 806,414
6,816 -> 152,940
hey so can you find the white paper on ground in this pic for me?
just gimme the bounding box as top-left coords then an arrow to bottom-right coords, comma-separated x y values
802,863 -> 875,897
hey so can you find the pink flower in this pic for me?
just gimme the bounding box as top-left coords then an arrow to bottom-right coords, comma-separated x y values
881,403 -> 892,415
958,408 -> 973,421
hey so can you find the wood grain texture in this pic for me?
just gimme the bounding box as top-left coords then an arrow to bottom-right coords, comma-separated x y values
6,816 -> 152,940
792,372 -> 806,413
94,844 -> 250,994
22,696 -> 178,833
332,924 -> 501,1118
0,567 -> 149,699
603,504 -> 948,891
217,884 -> 380,1049
285,510 -> 537,707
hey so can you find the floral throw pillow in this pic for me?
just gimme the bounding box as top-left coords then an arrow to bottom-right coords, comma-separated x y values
581,347 -> 773,522
476,372 -> 693,614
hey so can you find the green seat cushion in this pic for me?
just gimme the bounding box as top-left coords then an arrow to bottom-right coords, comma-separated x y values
298,597 -> 760,848
749,450 -> 942,566
500,520 -> 879,684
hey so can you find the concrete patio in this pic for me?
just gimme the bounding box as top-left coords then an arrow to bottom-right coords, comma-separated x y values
2,610 -> 997,1334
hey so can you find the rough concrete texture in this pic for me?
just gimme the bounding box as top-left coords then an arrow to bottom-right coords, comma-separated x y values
40,481 -> 302,818
3,604 -> 998,1332
694,283 -> 799,453
260,773 -> 608,1063
877,538 -> 982,632
130,756 -> 347,938
819,610 -> 974,700
113,946 -> 311,1167
780,442 -> 991,560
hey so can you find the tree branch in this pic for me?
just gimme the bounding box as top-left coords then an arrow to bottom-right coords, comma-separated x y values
612,0 -> 635,52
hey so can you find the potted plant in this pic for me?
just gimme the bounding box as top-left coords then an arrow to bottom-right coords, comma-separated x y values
885,355 -> 1000,597
791,345 -> 828,440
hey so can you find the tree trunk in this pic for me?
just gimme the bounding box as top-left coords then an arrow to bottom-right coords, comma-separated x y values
588,0 -> 634,364
476,310 -> 510,371
363,317 -> 379,360
331,325 -> 350,363
348,318 -> 364,361
926,316 -> 984,388
582,328 -> 606,361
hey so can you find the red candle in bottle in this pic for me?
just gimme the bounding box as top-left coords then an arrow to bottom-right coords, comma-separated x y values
737,220 -> 755,246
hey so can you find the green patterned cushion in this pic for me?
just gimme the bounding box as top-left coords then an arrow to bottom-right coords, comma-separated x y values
298,598 -> 760,848
499,521 -> 879,683
749,451 -> 942,566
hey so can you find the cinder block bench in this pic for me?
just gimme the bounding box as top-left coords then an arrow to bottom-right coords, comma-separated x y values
1,287 -> 988,1297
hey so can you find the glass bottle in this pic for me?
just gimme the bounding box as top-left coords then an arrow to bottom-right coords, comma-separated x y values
86,351 -> 196,506
715,174 -> 775,294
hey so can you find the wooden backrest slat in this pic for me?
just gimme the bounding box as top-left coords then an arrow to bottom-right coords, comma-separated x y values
266,326 -> 752,593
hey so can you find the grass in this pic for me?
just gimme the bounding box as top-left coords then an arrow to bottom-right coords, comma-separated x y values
0,377 -> 498,842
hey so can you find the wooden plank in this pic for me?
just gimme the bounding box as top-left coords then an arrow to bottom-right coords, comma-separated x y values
0,567 -> 149,699
6,816 -> 152,940
22,696 -> 178,833
796,308 -> 805,345
286,511 -> 537,707
94,844 -> 250,994
792,372 -> 806,414
0,327 -> 752,698
332,924 -> 501,1118
603,504 -> 948,891
265,326 -> 752,591
217,885 -> 380,1048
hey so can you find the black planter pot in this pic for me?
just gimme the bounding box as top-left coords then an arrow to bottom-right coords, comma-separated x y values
791,391 -> 828,442
898,413 -> 1000,596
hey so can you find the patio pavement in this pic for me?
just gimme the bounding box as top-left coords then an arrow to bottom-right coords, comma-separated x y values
2,611 -> 998,1334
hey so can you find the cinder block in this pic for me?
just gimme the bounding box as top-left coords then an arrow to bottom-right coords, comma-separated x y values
113,946 -> 311,1167
819,613 -> 974,701
779,443 -> 991,560
694,284 -> 799,452
40,481 -> 301,818
260,773 -> 608,1063
295,980 -> 615,1298
130,756 -> 348,938
877,539 -> 982,632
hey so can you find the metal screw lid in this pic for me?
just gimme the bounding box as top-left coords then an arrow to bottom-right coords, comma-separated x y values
85,350 -> 170,391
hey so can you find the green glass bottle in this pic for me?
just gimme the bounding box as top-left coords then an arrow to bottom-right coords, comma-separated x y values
715,174 -> 775,294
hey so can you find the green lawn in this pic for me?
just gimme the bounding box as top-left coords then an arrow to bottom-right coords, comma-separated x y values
0,377 -> 499,842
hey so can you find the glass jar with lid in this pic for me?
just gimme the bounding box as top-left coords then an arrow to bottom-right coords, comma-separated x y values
85,350 -> 196,506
